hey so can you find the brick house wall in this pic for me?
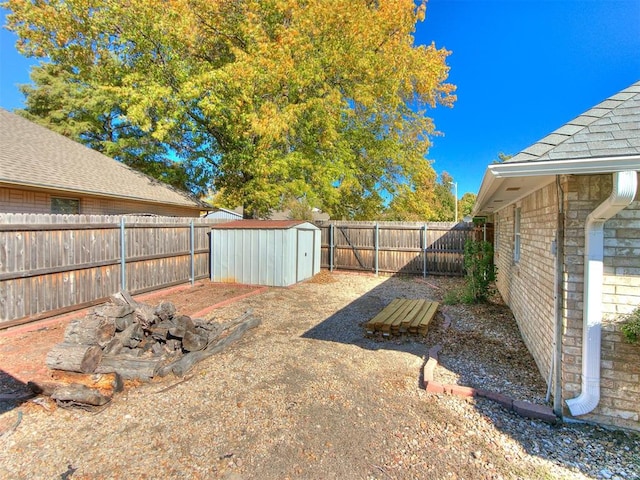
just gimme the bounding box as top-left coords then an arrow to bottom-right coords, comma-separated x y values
562,174 -> 640,430
0,185 -> 201,217
493,181 -> 559,383
495,174 -> 640,431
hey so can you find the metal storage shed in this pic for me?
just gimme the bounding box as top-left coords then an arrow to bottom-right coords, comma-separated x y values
210,220 -> 321,287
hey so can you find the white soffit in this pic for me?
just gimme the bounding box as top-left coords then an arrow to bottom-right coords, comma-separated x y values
473,156 -> 640,216
475,174 -> 555,215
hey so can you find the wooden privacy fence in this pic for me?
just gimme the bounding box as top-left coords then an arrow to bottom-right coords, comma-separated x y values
0,214 -> 223,329
316,221 -> 478,276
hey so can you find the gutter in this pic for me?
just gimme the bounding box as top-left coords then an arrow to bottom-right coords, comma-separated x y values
488,156 -> 640,178
553,176 -> 565,417
566,170 -> 638,416
471,155 -> 640,217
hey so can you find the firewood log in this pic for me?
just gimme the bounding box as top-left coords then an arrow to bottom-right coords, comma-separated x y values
154,301 -> 176,322
110,290 -> 138,307
148,326 -> 169,342
182,329 -> 208,352
93,304 -> 135,320
113,314 -> 135,332
91,303 -> 135,332
96,354 -> 161,381
157,315 -> 261,378
63,315 -> 116,347
46,343 -> 102,373
28,372 -> 123,397
168,315 -> 194,339
119,322 -> 144,348
51,384 -> 111,406
219,310 -> 254,331
102,337 -> 123,355
134,304 -> 157,329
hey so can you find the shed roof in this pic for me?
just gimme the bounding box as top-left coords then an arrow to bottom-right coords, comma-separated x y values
0,109 -> 207,210
211,220 -> 316,229
473,81 -> 640,216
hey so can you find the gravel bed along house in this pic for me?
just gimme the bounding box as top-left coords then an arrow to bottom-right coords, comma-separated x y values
0,272 -> 638,479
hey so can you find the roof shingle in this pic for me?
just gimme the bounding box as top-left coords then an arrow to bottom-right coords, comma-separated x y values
0,109 -> 205,209
506,81 -> 640,164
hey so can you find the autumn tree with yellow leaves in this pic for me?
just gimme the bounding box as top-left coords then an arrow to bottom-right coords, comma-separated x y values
5,0 -> 455,218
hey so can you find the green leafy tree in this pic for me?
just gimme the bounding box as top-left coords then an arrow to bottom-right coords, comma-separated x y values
384,160 -> 438,221
431,171 -> 455,221
492,152 -> 513,164
458,192 -> 477,220
5,0 -> 455,218
17,64 -> 210,195
284,196 -> 315,222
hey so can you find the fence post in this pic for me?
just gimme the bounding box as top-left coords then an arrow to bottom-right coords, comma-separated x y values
190,220 -> 195,285
329,224 -> 334,272
422,224 -> 428,278
120,217 -> 126,291
374,223 -> 379,276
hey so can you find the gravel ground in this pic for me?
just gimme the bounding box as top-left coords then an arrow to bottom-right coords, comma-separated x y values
0,272 -> 638,480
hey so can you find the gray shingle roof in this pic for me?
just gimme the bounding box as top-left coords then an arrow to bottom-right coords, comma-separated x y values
0,109 -> 205,209
506,81 -> 640,164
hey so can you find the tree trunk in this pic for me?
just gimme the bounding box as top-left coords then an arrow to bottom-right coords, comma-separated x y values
46,343 -> 102,373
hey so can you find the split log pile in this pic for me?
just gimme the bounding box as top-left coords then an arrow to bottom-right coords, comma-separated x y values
36,291 -> 260,408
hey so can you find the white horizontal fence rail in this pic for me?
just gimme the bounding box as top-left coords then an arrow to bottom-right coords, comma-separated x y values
317,221 -> 478,277
0,213 -> 224,328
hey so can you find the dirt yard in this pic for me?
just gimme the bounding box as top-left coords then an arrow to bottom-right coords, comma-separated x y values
0,272 -> 638,480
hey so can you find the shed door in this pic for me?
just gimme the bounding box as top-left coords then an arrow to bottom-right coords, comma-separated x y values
296,229 -> 315,282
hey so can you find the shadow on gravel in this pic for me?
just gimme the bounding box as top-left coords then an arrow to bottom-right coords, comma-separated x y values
0,370 -> 33,414
301,272 -> 640,480
302,273 -> 446,357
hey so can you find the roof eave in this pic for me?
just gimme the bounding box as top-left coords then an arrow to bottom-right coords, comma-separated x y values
490,155 -> 640,178
472,155 -> 640,217
0,179 -> 206,210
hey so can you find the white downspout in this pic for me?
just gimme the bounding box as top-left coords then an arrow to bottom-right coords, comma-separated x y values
566,171 -> 637,416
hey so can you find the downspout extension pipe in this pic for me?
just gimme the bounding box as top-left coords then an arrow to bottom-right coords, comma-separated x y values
566,171 -> 637,416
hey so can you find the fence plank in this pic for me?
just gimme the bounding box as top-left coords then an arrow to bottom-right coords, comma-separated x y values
1,215 -> 479,328
316,221 -> 474,276
0,213 -> 225,328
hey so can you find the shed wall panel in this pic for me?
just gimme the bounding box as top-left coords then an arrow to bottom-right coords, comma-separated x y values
210,223 -> 320,287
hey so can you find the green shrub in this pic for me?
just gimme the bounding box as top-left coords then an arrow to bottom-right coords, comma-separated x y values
620,307 -> 640,343
443,238 -> 496,304
461,238 -> 496,303
442,287 -> 463,305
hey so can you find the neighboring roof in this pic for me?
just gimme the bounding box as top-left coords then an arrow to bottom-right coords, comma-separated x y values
269,208 -> 330,222
204,208 -> 244,219
211,220 -> 316,229
0,109 -> 208,210
222,206 -> 330,221
474,81 -> 640,216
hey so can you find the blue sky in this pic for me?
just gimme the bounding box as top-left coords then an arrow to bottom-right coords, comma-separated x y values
1,0 -> 639,197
